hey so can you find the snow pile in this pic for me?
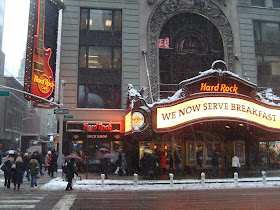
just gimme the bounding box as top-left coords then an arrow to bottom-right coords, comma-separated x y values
41,177 -> 280,191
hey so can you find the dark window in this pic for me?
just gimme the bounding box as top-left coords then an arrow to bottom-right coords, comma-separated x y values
254,22 -> 280,43
251,0 -> 265,6
78,84 -> 121,109
273,0 -> 280,8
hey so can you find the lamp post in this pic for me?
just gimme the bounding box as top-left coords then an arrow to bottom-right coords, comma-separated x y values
57,80 -> 66,178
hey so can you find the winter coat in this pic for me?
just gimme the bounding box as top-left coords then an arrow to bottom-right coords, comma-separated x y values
160,153 -> 167,169
232,156 -> 241,168
23,156 -> 30,170
65,161 -> 78,182
3,159 -> 13,179
12,161 -> 25,184
29,159 -> 39,175
120,153 -> 127,170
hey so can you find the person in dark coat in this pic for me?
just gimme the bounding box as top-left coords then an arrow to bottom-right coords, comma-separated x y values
12,156 -> 25,190
65,158 -> 78,190
22,153 -> 30,181
3,156 -> 14,188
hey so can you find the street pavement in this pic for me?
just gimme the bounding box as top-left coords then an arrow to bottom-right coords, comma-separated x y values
1,170 -> 280,209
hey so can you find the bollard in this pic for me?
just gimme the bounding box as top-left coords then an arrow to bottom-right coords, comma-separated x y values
201,172 -> 205,186
261,171 -> 266,184
101,174 -> 105,187
169,173 -> 174,187
234,172 -> 238,186
133,173 -> 138,187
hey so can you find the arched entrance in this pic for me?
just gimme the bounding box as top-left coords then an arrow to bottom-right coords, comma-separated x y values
159,13 -> 224,98
148,0 -> 233,101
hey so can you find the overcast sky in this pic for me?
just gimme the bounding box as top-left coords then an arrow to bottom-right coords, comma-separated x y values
2,0 -> 30,77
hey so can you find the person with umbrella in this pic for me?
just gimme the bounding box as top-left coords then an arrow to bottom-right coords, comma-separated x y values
65,158 -> 78,190
101,150 -> 112,179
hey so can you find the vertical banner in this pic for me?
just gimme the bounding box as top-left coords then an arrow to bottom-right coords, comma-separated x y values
24,0 -> 63,107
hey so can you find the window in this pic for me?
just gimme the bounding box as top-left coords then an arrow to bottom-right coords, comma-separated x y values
80,9 -> 121,31
273,0 -> 280,8
79,9 -> 122,109
254,22 -> 280,43
79,46 -> 121,69
257,56 -> 280,76
251,0 -> 265,6
78,84 -> 121,109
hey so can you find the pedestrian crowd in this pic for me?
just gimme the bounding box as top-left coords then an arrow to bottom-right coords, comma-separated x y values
1,150 -> 58,190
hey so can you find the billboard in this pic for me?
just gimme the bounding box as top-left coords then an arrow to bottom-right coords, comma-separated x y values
24,0 -> 63,106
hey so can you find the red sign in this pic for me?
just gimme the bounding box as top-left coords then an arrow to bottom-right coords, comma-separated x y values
83,123 -> 112,132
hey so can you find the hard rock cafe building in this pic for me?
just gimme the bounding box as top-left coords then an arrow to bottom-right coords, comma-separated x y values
59,0 -> 280,175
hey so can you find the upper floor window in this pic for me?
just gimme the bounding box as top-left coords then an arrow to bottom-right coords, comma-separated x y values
251,0 -> 265,6
273,0 -> 280,8
80,8 -> 121,31
254,22 -> 280,43
79,46 -> 121,69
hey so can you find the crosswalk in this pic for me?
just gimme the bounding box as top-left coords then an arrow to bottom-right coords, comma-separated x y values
0,193 -> 48,209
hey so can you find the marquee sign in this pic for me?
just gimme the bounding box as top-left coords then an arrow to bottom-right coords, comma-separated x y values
154,96 -> 280,132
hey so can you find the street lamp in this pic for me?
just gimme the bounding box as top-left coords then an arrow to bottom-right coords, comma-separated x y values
57,80 -> 66,178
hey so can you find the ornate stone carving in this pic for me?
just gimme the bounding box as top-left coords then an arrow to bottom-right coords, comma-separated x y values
147,0 -> 233,100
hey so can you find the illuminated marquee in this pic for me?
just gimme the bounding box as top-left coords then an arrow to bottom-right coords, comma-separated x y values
156,96 -> 280,131
125,111 -> 132,133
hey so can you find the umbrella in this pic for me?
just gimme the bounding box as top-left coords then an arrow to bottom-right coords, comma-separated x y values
102,153 -> 115,159
5,150 -> 16,155
100,148 -> 109,152
65,154 -> 83,163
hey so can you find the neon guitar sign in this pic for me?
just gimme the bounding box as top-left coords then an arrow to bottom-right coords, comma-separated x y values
31,0 -> 54,99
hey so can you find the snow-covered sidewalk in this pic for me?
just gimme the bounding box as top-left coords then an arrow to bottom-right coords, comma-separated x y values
41,176 -> 280,191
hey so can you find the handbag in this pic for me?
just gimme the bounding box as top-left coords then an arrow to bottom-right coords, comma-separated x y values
0,164 -> 6,171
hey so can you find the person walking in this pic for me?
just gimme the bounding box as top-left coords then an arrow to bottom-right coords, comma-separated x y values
120,152 -> 127,175
3,156 -> 14,188
22,153 -> 30,181
29,156 -> 39,188
212,151 -> 219,177
114,151 -> 122,175
232,155 -> 241,174
65,158 -> 78,190
12,156 -> 25,190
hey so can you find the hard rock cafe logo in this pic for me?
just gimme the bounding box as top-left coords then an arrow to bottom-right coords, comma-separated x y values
83,123 -> 112,132
34,74 -> 54,94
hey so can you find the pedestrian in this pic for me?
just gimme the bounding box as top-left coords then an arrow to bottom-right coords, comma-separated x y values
44,151 -> 51,174
2,156 -> 14,188
167,153 -> 174,172
160,152 -> 167,174
101,151 -> 111,179
29,156 -> 39,188
212,151 -> 219,177
22,153 -> 30,181
12,156 -> 25,190
65,158 -> 78,190
232,155 -> 241,174
120,152 -> 127,175
114,151 -> 122,175
49,151 -> 58,177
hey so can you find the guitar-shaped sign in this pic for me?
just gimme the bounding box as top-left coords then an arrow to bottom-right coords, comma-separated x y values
31,0 -> 54,99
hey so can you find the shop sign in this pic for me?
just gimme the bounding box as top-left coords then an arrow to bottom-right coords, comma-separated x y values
87,134 -> 108,139
125,111 -> 132,133
83,123 -> 112,132
200,83 -> 238,94
155,96 -> 280,131
132,112 -> 145,129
